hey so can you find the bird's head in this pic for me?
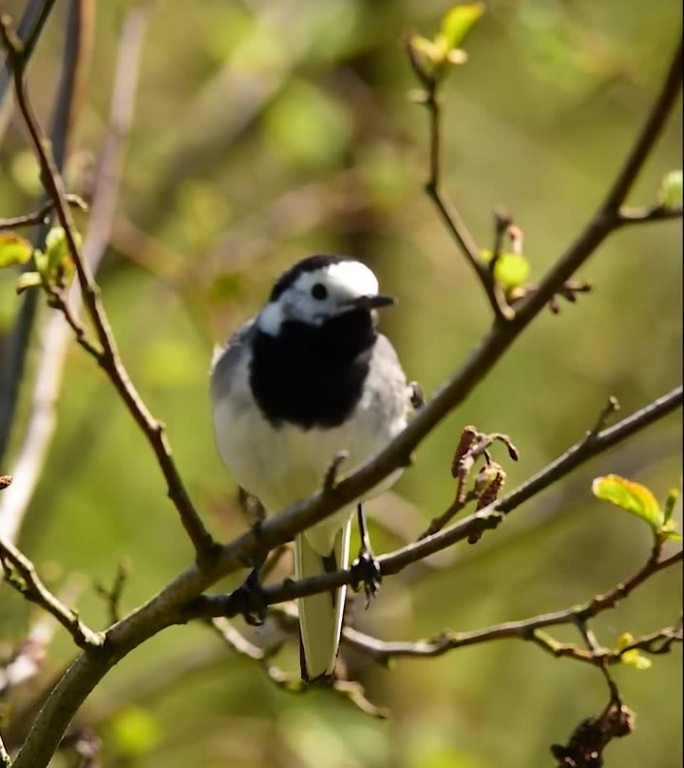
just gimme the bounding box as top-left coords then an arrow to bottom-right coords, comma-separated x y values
257,255 -> 395,336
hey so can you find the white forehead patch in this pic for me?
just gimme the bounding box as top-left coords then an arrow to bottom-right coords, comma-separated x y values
323,261 -> 379,297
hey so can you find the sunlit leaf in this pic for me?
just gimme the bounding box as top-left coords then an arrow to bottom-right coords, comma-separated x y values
0,234 -> 32,268
622,649 -> 653,670
410,34 -> 447,66
493,252 -> 530,290
658,170 -> 683,210
616,633 -> 652,670
16,271 -> 42,294
45,226 -> 80,273
440,3 -> 485,51
592,474 -> 663,529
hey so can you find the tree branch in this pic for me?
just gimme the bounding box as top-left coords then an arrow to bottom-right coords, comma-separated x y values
617,203 -> 683,226
185,387 -> 682,617
0,9 -> 216,563
340,550 -> 681,665
0,195 -> 87,231
406,37 -> 512,321
0,537 -> 102,649
0,1 -> 91,466
601,40 -> 683,213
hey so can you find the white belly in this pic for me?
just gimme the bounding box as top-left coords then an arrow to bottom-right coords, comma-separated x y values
212,360 -> 406,553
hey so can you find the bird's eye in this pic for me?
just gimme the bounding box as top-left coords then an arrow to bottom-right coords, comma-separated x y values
311,283 -> 328,300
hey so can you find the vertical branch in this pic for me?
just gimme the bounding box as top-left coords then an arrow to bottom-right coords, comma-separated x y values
0,9 -> 215,562
602,40 -> 683,213
0,0 -> 59,138
0,1 -> 94,541
406,37 -> 514,322
0,5 -> 147,545
0,0 -> 92,467
515,37 -> 683,324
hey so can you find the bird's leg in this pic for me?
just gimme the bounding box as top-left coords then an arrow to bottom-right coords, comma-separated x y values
235,521 -> 269,626
350,502 -> 382,607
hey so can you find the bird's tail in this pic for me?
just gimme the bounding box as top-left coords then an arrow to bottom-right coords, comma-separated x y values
294,520 -> 352,681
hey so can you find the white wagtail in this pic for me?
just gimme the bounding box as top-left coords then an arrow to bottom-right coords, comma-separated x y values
211,254 -> 419,681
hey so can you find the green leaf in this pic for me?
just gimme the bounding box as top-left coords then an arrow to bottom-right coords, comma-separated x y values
658,170 -> 683,210
616,633 -> 652,670
16,272 -> 42,294
0,235 -> 32,268
663,487 -> 679,524
592,474 -> 663,530
621,648 -> 653,670
410,34 -> 448,66
493,252 -> 531,290
44,226 -> 80,274
440,3 -> 485,51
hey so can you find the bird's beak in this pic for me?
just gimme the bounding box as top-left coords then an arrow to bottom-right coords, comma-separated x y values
350,294 -> 396,310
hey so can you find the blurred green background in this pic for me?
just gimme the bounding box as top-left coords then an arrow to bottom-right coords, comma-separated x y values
0,1 -> 682,767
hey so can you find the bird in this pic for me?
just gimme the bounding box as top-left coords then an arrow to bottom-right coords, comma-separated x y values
210,254 -> 418,681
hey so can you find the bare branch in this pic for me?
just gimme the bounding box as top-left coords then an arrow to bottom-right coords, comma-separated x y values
601,40 -> 683,213
0,195 -> 87,231
0,2 -> 92,466
0,537 -> 102,649
406,36 -> 512,321
185,388 -> 682,619
0,6 -> 137,545
340,550 -> 681,666
618,203 -> 683,226
0,8 -> 215,562
0,0 -> 59,138
1,577 -> 85,695
93,560 -> 129,625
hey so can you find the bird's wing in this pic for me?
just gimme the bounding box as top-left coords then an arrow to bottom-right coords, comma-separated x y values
369,333 -> 417,420
210,317 -> 257,400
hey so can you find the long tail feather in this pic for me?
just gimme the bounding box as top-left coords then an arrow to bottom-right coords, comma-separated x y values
294,520 -> 351,681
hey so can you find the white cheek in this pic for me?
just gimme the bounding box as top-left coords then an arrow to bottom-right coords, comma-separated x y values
257,302 -> 283,336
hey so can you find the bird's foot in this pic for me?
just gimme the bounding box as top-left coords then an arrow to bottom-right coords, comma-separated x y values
233,567 -> 268,626
350,549 -> 382,608
350,503 -> 382,608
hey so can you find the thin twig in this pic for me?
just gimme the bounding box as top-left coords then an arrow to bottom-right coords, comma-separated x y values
601,40 -> 684,213
0,194 -> 87,231
93,561 -> 129,625
0,537 -> 102,649
185,388 -> 683,619
1,12 -> 215,563
617,203 -> 683,226
0,0 -> 59,136
340,550 -> 681,665
0,2 -> 91,467
1,576 -> 85,695
411,42 -> 512,322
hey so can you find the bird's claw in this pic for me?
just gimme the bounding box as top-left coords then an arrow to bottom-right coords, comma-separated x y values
350,549 -> 382,608
234,568 -> 268,626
